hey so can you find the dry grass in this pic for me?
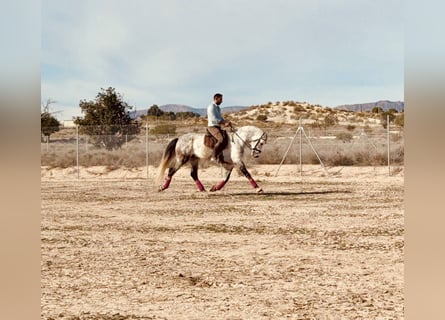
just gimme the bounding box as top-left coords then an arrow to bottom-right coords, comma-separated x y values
41,140 -> 166,168
42,118 -> 403,168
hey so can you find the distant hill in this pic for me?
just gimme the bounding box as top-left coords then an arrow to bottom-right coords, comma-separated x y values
334,100 -> 404,112
160,104 -> 248,116
128,109 -> 148,119
221,106 -> 248,114
129,100 -> 403,123
159,104 -> 201,114
130,104 -> 248,118
128,104 -> 200,119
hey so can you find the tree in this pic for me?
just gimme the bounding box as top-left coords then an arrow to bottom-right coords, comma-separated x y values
147,104 -> 164,117
74,87 -> 140,150
41,112 -> 60,142
388,108 -> 398,114
41,99 -> 60,142
372,106 -> 384,114
380,111 -> 397,129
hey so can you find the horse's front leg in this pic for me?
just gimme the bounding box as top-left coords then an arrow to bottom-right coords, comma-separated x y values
239,162 -> 263,193
210,164 -> 233,192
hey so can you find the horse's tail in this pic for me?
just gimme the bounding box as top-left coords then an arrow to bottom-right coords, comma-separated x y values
157,138 -> 178,183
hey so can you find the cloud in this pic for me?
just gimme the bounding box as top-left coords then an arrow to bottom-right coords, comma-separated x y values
42,0 -> 403,118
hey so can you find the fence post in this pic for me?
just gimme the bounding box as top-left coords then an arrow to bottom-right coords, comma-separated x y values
387,114 -> 390,176
76,125 -> 80,179
145,123 -> 149,179
299,118 -> 302,177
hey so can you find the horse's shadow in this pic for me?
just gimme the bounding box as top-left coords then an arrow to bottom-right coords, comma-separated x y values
209,190 -> 351,197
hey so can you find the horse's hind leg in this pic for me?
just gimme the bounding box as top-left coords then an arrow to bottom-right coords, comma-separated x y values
159,157 -> 189,191
159,167 -> 176,191
190,157 -> 205,192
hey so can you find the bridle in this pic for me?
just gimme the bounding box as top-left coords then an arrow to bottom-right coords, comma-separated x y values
231,127 -> 267,157
250,131 -> 268,155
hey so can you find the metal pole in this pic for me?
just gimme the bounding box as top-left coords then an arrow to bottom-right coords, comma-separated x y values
361,130 -> 365,154
146,123 -> 149,179
301,127 -> 329,176
387,114 -> 390,176
76,125 -> 80,179
299,118 -> 302,177
274,127 -> 299,177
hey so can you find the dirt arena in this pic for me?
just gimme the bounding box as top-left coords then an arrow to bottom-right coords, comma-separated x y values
41,165 -> 404,319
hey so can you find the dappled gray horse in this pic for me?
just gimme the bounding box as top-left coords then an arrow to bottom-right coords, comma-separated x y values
157,125 -> 267,192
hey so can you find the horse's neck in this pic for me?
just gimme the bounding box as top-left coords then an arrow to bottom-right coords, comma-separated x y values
236,126 -> 259,141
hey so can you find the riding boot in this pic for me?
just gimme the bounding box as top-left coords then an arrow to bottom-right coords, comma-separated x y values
217,153 -> 226,164
213,142 -> 225,164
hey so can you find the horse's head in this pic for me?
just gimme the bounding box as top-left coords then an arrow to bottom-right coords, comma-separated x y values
231,126 -> 268,159
250,130 -> 268,158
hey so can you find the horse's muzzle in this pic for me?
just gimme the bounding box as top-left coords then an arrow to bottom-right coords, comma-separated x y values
252,150 -> 261,158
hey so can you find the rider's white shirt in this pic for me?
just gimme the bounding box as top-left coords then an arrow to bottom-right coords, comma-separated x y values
207,102 -> 224,126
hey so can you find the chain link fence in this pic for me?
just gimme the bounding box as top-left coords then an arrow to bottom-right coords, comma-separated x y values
41,121 -> 403,178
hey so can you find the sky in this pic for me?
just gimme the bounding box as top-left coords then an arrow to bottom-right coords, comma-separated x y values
41,0 -> 404,120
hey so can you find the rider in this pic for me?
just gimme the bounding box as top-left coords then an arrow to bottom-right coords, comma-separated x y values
207,93 -> 231,164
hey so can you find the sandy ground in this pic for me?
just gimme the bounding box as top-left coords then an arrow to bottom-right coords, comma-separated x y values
41,165 -> 404,319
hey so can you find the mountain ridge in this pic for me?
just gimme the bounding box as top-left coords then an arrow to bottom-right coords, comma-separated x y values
334,100 -> 404,112
129,100 -> 404,119
130,104 -> 248,118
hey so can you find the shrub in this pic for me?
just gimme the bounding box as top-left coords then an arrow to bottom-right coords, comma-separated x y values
323,114 -> 338,128
256,114 -> 268,122
336,132 -> 353,143
353,151 -> 372,166
394,113 -> 404,128
328,153 -> 354,166
391,146 -> 404,164
293,105 -> 305,112
364,125 -> 373,135
372,152 -> 389,165
150,124 -> 177,135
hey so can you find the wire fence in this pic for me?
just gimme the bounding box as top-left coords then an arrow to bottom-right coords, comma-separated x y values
41,120 -> 404,179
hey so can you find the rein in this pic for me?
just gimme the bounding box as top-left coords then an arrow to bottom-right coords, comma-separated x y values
230,126 -> 267,154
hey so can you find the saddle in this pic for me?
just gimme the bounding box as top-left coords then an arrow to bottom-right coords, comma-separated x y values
204,128 -> 229,150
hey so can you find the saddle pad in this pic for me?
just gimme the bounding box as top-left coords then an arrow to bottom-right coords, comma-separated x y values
203,129 -> 228,149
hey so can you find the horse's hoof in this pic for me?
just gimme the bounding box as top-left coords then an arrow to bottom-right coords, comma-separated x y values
158,186 -> 164,192
209,186 -> 217,192
256,187 -> 263,193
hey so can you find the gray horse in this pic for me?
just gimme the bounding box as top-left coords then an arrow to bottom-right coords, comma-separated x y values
157,125 -> 267,192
